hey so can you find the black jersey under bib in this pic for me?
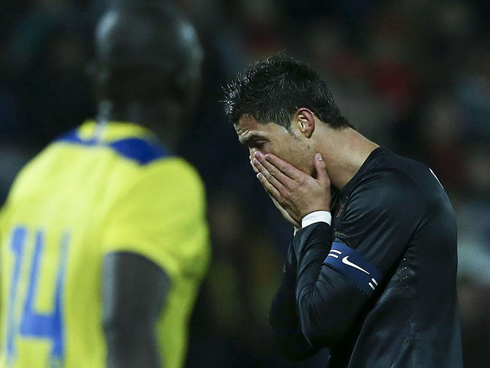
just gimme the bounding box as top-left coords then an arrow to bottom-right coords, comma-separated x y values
269,147 -> 462,368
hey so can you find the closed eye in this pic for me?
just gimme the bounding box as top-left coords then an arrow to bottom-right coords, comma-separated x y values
239,133 -> 268,148
250,140 -> 266,149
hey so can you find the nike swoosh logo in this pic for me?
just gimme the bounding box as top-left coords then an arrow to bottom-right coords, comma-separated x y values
342,256 -> 370,275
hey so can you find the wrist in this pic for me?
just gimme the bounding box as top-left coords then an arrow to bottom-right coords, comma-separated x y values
301,211 -> 332,228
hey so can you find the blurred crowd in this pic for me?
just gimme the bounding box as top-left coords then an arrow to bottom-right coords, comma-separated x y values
1,0 -> 489,367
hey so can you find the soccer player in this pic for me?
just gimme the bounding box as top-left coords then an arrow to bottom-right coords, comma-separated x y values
224,56 -> 462,367
0,3 -> 209,368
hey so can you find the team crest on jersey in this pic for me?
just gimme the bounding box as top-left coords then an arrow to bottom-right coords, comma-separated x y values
336,202 -> 345,217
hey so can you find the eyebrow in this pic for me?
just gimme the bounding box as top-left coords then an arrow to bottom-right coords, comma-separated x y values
239,133 -> 266,145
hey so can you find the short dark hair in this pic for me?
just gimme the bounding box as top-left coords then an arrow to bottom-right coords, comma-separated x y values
95,2 -> 202,104
223,55 -> 352,130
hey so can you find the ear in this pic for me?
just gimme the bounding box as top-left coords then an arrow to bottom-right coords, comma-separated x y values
295,108 -> 315,138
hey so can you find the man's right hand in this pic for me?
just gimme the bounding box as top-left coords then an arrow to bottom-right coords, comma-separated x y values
250,155 -> 301,228
250,152 -> 332,229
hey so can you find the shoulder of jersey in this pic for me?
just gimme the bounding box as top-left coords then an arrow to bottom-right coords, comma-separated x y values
152,157 -> 205,194
56,129 -> 171,166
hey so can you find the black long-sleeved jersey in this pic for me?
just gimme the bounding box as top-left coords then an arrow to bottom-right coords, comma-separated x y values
269,147 -> 462,367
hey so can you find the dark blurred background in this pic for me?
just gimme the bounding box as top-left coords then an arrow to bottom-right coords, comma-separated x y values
1,0 -> 489,367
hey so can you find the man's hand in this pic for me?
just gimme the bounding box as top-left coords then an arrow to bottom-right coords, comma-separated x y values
252,152 -> 331,227
250,155 -> 301,228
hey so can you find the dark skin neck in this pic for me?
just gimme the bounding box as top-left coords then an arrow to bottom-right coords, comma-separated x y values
96,100 -> 183,151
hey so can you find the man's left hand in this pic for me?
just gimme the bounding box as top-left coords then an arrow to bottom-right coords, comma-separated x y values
253,152 -> 331,226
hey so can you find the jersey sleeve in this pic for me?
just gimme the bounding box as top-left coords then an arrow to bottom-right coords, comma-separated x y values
0,201 -> 8,241
269,237 -> 321,361
102,159 -> 210,281
0,204 -> 3,340
0,205 -> 4,246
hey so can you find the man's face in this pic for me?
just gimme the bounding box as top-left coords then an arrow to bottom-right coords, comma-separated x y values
234,115 -> 315,175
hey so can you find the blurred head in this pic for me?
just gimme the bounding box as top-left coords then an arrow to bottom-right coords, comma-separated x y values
224,55 -> 352,173
94,2 -> 203,128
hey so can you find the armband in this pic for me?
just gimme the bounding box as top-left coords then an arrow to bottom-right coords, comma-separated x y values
324,241 -> 382,297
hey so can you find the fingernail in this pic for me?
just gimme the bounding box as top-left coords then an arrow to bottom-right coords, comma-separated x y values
316,153 -> 323,161
254,151 -> 263,159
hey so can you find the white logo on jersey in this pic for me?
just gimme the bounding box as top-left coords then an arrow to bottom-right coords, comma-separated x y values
327,249 -> 342,259
342,256 -> 370,275
369,278 -> 379,290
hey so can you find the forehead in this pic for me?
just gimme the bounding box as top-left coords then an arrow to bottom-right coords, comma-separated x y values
234,116 -> 267,144
234,115 -> 263,133
234,115 -> 286,144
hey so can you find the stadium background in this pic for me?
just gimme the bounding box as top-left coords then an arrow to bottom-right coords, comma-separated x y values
0,0 -> 489,367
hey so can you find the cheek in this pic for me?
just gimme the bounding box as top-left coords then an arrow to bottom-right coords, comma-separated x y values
285,142 -> 314,172
273,144 -> 299,166
262,142 -> 281,158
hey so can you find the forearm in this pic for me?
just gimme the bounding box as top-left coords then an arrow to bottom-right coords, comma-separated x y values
270,223 -> 334,360
104,321 -> 162,368
102,252 -> 170,368
269,257 -> 318,361
293,223 -> 366,346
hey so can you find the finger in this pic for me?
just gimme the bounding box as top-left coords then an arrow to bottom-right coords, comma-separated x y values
255,153 -> 295,187
262,153 -> 302,181
253,158 -> 285,192
256,172 -> 281,202
250,158 -> 259,174
314,153 -> 330,185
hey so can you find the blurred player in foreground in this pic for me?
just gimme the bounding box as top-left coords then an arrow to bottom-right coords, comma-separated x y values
0,3 -> 209,367
224,56 -> 462,367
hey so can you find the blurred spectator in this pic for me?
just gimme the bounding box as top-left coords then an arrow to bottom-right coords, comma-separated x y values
456,42 -> 490,141
20,18 -> 94,143
421,94 -> 466,191
6,0 -> 79,74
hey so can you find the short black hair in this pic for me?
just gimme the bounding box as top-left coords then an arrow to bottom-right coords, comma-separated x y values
223,55 -> 352,130
95,2 -> 202,104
